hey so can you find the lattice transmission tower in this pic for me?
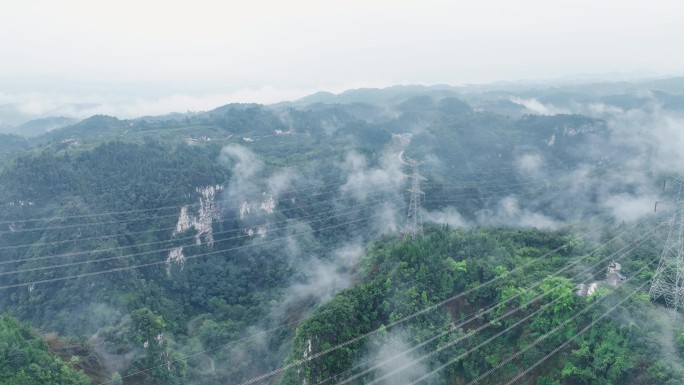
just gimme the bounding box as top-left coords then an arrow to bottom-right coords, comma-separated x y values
403,158 -> 426,240
650,178 -> 684,312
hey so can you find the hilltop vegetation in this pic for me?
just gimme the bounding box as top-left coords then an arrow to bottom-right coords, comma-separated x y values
283,226 -> 683,385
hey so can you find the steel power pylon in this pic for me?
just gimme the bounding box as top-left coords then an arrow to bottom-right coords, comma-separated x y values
403,158 -> 426,240
650,178 -> 684,312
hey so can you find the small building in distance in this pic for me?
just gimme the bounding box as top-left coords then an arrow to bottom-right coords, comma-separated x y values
576,260 -> 626,297
605,261 -> 626,287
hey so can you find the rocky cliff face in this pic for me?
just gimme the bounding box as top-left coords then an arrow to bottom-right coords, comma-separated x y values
167,185 -> 224,275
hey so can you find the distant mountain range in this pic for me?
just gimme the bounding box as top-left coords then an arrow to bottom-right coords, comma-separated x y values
2,75 -> 683,136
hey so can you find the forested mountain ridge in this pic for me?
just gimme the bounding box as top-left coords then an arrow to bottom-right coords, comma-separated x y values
283,226 -> 681,385
1,81 -> 684,384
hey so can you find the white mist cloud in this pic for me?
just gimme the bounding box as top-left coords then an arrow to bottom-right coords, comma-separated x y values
643,113 -> 684,175
338,146 -> 409,237
340,149 -> 406,202
333,243 -> 365,270
219,144 -> 265,215
371,201 -> 403,235
602,193 -> 657,223
359,331 -> 432,385
267,169 -> 295,197
585,102 -> 625,117
423,206 -> 469,228
509,96 -> 570,115
320,118 -> 343,136
479,196 -> 558,229
220,145 -> 263,183
287,257 -> 343,302
515,153 -> 544,178
554,101 -> 684,223
269,241 -> 365,323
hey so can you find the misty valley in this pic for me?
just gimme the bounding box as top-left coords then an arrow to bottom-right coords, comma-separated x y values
2,80 -> 684,385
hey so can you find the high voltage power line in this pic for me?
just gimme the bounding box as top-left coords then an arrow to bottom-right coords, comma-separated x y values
0,162 -> 525,226
2,188 -> 551,287
0,162 -> 538,229
0,198 -> 405,277
0,181 -> 550,268
93,216 -> 656,384
231,219 -> 658,385
0,179 -> 350,234
96,218 -> 656,385
0,207 -> 406,291
0,173 -> 348,225
0,179 -> 368,250
0,190 -> 624,384
325,227 -> 659,385
371,293 -> 571,385
100,217 -> 625,385
328,224 -> 659,385
0,177 -> 538,236
0,193 -> 408,264
500,280 -> 651,385
0,186 -> 558,285
410,262 -> 655,385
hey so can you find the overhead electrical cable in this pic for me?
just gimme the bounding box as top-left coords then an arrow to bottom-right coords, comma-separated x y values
100,218 -> 616,385
500,280 -> 651,385
1,153 -> 551,227
0,162 -> 525,225
96,217 -> 641,385
0,178 -> 540,240
0,181 -> 553,265
328,224 -> 660,385
0,197 -> 406,276
231,218 -> 657,385
0,206 -> 410,290
0,175 -> 348,225
415,263 -> 654,385
0,180 -> 360,234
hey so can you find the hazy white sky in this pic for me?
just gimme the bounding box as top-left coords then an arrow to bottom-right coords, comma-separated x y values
1,0 -> 683,117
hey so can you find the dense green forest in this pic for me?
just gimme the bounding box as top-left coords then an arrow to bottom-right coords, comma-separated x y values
0,315 -> 90,385
282,226 -> 683,385
1,81 -> 683,384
